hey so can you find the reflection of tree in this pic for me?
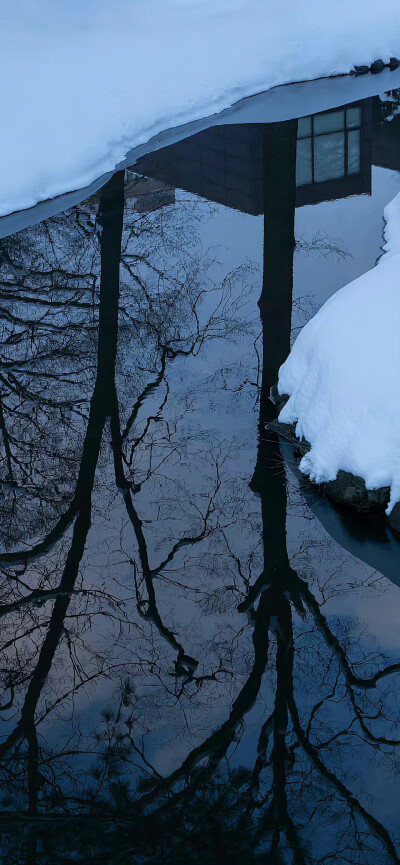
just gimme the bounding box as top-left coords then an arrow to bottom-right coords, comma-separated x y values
112,122 -> 400,860
1,141 -> 400,865
0,169 -> 256,861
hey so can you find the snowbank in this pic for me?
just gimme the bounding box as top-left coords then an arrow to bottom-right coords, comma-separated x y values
278,192 -> 400,514
1,0 -> 399,218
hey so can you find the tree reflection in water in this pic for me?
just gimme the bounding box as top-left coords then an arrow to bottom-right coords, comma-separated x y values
0,159 -> 399,864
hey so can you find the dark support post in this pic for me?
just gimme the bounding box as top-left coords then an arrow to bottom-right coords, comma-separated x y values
251,119 -> 298,577
259,120 -> 298,425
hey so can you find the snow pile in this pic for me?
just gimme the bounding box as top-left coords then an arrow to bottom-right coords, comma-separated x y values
278,192 -> 400,514
0,0 -> 400,218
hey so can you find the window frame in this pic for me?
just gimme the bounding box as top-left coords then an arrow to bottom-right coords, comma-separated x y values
296,104 -> 363,186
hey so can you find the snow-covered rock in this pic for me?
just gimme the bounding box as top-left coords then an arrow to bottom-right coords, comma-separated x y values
278,191 -> 400,517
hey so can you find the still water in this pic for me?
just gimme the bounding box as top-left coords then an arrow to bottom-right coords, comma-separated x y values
1,88 -> 400,863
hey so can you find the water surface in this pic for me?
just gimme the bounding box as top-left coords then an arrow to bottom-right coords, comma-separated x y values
1,87 -> 400,864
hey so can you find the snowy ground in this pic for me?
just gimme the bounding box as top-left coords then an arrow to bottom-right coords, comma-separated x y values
278,191 -> 400,514
1,0 -> 400,218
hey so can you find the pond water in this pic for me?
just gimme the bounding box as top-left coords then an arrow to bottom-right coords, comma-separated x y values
1,86 -> 400,864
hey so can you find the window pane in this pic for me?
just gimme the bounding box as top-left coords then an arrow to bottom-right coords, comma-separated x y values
296,137 -> 312,186
314,110 -> 345,134
297,116 -> 311,138
314,132 -> 345,182
346,107 -> 361,128
348,128 -> 361,174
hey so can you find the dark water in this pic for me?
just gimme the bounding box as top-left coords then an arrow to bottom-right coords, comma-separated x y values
1,89 -> 400,864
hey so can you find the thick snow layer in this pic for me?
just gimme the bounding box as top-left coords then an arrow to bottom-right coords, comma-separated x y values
1,0 -> 400,218
278,192 -> 400,514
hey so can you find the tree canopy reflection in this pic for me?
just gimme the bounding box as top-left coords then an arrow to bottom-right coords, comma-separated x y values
0,166 -> 400,864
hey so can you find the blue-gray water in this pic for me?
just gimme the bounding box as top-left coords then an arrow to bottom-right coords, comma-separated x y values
1,88 -> 400,864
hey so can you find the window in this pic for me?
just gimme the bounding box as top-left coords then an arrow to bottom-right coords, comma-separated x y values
296,106 -> 362,186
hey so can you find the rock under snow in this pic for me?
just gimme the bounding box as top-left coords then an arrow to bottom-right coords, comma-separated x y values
278,192 -> 400,517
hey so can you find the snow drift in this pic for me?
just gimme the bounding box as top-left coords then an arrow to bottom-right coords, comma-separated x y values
0,0 -> 400,218
278,191 -> 400,514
